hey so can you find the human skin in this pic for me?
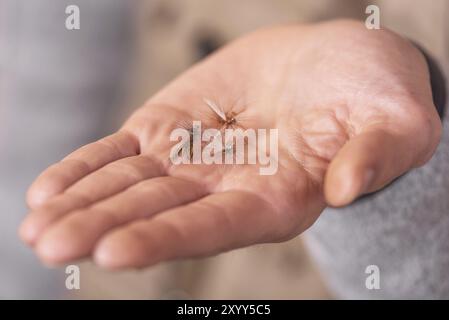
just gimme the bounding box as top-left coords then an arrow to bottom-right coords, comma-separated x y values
19,20 -> 441,269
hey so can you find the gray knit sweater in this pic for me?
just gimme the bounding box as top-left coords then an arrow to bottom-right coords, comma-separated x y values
305,61 -> 449,298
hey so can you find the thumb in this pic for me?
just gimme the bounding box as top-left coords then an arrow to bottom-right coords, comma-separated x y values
324,125 -> 440,207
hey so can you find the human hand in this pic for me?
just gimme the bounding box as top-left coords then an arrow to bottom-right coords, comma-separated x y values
19,20 -> 441,269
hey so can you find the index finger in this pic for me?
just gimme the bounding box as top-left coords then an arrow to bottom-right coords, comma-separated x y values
93,191 -> 281,269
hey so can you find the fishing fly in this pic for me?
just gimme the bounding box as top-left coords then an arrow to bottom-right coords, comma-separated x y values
203,98 -> 238,154
169,98 -> 279,175
203,98 -> 237,128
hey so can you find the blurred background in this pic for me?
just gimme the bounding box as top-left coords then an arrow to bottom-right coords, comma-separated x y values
0,0 -> 447,299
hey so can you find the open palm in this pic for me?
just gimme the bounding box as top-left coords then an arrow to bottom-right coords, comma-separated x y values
20,20 -> 441,269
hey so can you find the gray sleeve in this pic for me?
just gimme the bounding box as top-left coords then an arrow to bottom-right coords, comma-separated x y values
414,42 -> 447,120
